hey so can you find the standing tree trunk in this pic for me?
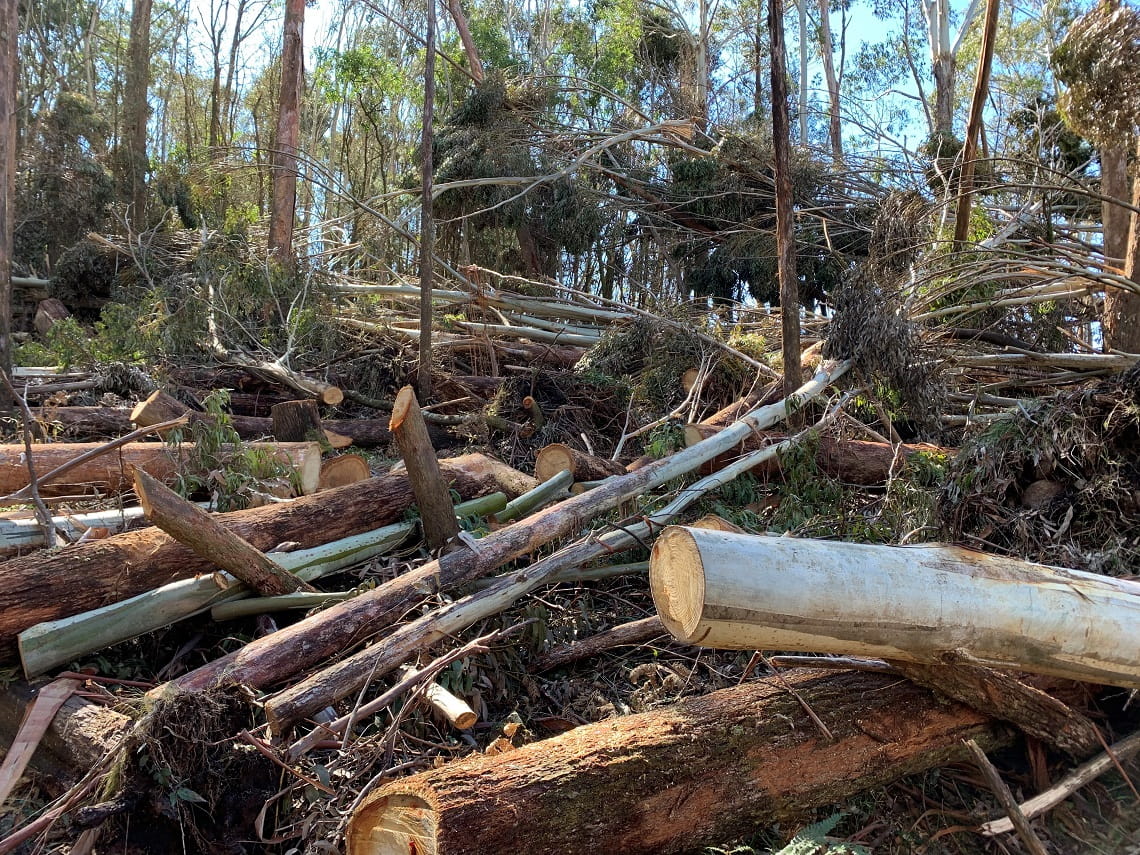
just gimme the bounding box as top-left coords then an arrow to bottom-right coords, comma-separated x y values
796,0 -> 808,143
445,0 -> 483,83
951,0 -> 1000,247
268,0 -> 304,268
1101,141 -> 1140,353
122,0 -> 153,223
417,0 -> 437,399
769,0 -> 802,398
0,0 -> 14,408
816,0 -> 842,162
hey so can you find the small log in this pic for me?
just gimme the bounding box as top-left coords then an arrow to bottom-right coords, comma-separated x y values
401,666 -> 478,730
129,390 -> 191,432
223,351 -> 344,405
650,527 -> 1140,689
890,661 -> 1100,758
346,669 -> 1002,855
271,399 -> 324,442
389,386 -> 460,552
681,425 -> 951,484
0,440 -> 320,497
489,469 -> 571,525
680,367 -> 700,394
534,443 -> 625,483
318,454 -> 371,491
134,468 -> 315,597
0,453 -> 523,660
531,616 -> 665,673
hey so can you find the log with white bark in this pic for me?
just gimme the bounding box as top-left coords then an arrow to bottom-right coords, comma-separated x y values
0,454 -> 525,661
0,441 -> 321,497
168,361 -> 851,703
649,528 -> 1140,689
345,669 -> 1003,855
17,493 -> 508,677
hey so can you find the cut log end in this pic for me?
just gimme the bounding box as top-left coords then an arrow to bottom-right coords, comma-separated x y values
389,386 -> 416,431
319,454 -> 372,491
321,387 -> 345,407
649,526 -> 705,643
534,444 -> 575,483
348,793 -> 437,855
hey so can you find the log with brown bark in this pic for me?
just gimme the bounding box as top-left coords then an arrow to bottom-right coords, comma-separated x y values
270,399 -> 323,442
0,453 -> 528,661
134,468 -> 315,596
682,425 -> 952,483
346,669 -> 1003,855
0,679 -> 130,784
0,440 -> 321,497
530,616 -> 665,673
30,407 -> 133,438
533,443 -> 625,483
389,386 -> 459,552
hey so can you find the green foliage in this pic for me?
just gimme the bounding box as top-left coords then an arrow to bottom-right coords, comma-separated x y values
166,391 -> 298,511
14,93 -> 115,271
1053,0 -> 1140,146
772,813 -> 870,855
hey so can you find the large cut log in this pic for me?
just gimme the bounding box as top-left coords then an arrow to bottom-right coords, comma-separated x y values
0,441 -> 321,497
166,362 -> 850,698
346,669 -> 1002,855
682,426 -> 952,483
533,443 -> 625,483
649,527 -> 1140,689
0,454 -> 526,661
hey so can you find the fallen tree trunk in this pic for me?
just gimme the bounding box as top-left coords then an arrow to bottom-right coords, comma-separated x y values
530,616 -> 664,673
0,454 -> 526,661
132,392 -> 418,447
533,443 -> 625,483
650,527 -> 1140,689
30,407 -> 133,438
167,361 -> 850,699
346,669 -> 1003,855
682,426 -> 952,483
134,469 -> 315,596
0,441 -> 321,497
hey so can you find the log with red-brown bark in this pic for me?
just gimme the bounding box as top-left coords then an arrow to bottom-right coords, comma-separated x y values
0,440 -> 321,497
0,453 -> 529,661
346,669 -> 1004,855
682,425 -> 952,484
